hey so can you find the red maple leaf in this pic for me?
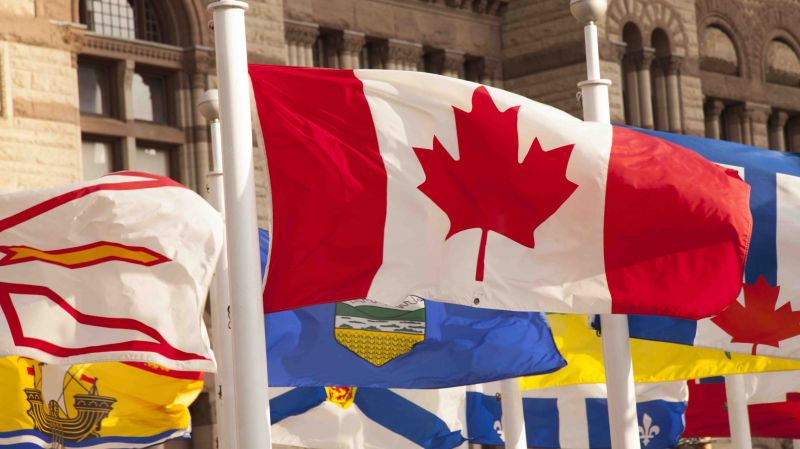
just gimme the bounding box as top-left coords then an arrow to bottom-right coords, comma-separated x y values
413,86 -> 578,281
711,276 -> 800,354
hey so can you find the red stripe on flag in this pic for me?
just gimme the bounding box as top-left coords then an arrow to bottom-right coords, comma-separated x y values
250,65 -> 386,312
684,379 -> 800,439
80,374 -> 95,384
604,127 -> 752,319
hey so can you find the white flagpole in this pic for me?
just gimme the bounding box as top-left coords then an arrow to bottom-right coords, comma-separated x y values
208,2 -> 272,449
199,89 -> 239,449
571,2 -> 640,449
500,378 -> 527,449
725,374 -> 753,449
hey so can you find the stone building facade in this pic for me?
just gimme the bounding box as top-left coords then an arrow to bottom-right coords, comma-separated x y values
0,1 -> 799,449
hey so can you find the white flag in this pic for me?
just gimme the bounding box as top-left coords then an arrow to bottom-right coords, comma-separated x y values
270,386 -> 468,449
0,172 -> 222,371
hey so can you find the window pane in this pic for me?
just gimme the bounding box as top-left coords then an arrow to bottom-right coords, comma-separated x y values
84,0 -> 135,40
82,140 -> 114,180
133,72 -> 168,123
78,64 -> 111,116
134,146 -> 171,177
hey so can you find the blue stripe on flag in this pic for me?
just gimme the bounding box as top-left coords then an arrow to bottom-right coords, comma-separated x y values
269,387 -> 327,423
593,313 -> 698,347
355,388 -> 466,449
466,391 -> 504,445
698,376 -> 725,384
0,429 -> 188,448
523,398 -> 560,448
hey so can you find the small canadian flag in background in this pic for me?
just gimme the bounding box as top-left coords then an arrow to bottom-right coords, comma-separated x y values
250,65 -> 752,320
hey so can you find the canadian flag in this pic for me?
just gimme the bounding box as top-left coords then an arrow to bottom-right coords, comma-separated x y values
251,66 -> 752,319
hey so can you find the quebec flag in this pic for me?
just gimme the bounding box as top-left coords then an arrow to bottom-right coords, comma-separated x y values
259,230 -> 566,388
467,381 -> 687,449
621,128 -> 800,359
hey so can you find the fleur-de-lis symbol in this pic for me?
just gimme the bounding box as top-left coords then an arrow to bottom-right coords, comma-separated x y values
638,413 -> 660,446
493,420 -> 504,442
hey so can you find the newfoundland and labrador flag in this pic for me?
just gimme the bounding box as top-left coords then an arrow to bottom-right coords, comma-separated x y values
0,173 -> 222,371
0,356 -> 202,448
259,230 -> 567,388
467,381 -> 687,449
622,130 -> 800,359
251,66 -> 751,319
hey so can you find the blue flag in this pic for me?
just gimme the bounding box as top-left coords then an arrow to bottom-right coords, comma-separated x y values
259,229 -> 566,388
619,128 -> 800,359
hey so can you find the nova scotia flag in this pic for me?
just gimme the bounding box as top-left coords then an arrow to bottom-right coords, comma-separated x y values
620,127 -> 800,359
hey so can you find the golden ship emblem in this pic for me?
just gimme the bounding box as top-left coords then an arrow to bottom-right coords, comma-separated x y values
25,364 -> 116,448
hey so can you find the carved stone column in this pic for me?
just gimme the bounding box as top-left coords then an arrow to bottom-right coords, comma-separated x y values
386,39 -> 423,71
480,57 -> 502,87
745,102 -> 771,148
622,55 -> 641,127
340,30 -> 366,70
704,98 -> 725,140
284,20 -> 319,67
769,110 -> 790,151
652,59 -> 669,131
442,49 -> 465,78
664,56 -> 683,133
724,105 -> 743,143
632,48 -> 656,129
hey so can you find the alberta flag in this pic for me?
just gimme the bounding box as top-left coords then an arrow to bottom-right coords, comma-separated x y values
467,382 -> 687,449
259,230 -> 566,388
251,66 -> 751,319
623,129 -> 800,359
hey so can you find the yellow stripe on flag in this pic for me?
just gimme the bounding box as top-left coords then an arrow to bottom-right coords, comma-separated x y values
522,315 -> 800,390
0,244 -> 167,268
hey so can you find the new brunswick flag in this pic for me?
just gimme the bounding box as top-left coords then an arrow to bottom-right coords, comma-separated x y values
0,357 -> 202,448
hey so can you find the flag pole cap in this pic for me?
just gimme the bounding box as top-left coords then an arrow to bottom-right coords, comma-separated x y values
570,0 -> 608,23
198,89 -> 220,122
208,0 -> 249,11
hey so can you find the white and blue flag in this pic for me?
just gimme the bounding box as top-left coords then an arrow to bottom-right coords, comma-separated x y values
467,381 -> 687,449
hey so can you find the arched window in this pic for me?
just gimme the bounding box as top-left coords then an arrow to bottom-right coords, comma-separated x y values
80,0 -> 167,44
700,25 -> 739,76
765,39 -> 800,87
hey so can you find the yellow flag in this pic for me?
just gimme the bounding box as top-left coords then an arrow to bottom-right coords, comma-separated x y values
0,357 -> 202,447
522,315 -> 800,390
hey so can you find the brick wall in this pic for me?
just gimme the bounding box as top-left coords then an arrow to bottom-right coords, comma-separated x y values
0,37 -> 80,191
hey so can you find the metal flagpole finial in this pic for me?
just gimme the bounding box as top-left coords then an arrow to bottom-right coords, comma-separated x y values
208,0 -> 249,11
198,89 -> 220,123
570,0 -> 608,24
